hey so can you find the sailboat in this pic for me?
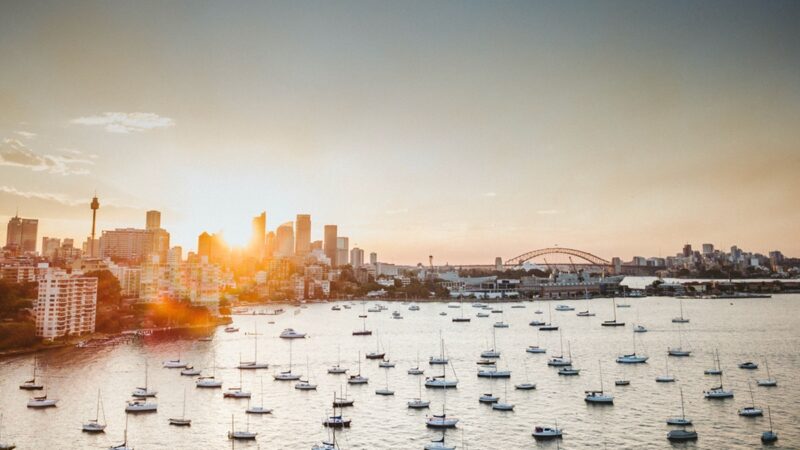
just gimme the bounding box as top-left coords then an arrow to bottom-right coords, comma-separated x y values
667,324 -> 692,357
671,298 -> 690,323
761,406 -> 778,443
738,381 -> 763,416
408,351 -> 424,375
515,361 -> 536,390
82,389 -> 107,432
365,330 -> 386,360
666,387 -> 692,425
616,330 -> 648,363
109,414 -> 132,450
327,346 -> 348,374
425,359 -> 459,388
492,380 -> 514,411
547,330 -> 571,367
557,342 -> 580,376
0,414 -> 14,450
238,324 -> 269,369
480,327 -> 501,358
584,361 -> 613,404
666,388 -> 698,441
333,384 -> 354,407
532,420 -> 563,440
228,414 -> 257,440
527,329 -> 546,353
655,355 -> 676,382
224,367 -> 251,398
757,358 -> 777,387
452,297 -> 470,322
601,297 -> 625,327
274,339 -> 301,380
312,420 -> 340,450
196,350 -> 223,388
27,387 -> 58,408
704,349 -> 722,375
375,368 -> 394,395
296,356 -> 318,390
378,342 -> 396,368
477,362 -> 512,378
131,360 -> 157,397
703,369 -> 734,399
425,381 -> 459,428
539,304 -> 559,331
352,316 -> 372,336
247,376 -> 273,414
493,310 -> 509,328
408,377 -> 430,408
431,331 -> 450,364
323,392 -> 352,428
19,356 -> 43,390
168,388 -> 192,426
424,430 -> 455,450
162,351 -> 188,368
180,365 -> 201,376
347,351 -> 369,384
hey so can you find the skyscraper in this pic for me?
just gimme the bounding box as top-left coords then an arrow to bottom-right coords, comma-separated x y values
682,244 -> 692,258
350,247 -> 364,267
146,210 -> 161,230
295,214 -> 311,256
370,252 -> 377,265
337,236 -> 349,266
324,225 -> 338,267
275,222 -> 295,257
251,212 -> 266,258
5,214 -> 38,253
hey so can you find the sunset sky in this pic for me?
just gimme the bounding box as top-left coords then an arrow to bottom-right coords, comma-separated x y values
1,0 -> 798,264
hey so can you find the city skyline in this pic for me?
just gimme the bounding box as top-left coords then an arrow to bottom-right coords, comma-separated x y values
2,1 -> 800,264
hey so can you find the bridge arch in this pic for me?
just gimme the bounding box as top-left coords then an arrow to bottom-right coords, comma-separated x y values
505,247 -> 611,266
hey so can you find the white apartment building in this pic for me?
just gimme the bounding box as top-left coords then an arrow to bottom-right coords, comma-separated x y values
35,270 -> 98,340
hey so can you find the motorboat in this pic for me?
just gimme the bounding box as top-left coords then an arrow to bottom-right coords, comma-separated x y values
739,361 -> 758,370
476,312 -> 490,318
532,424 -> 563,440
555,304 -> 574,311
577,310 -> 595,317
529,320 -> 546,326
633,324 -> 647,333
409,304 -> 420,311
476,359 -> 495,365
280,328 -> 306,339
331,305 -> 341,311
181,366 -> 201,376
615,380 -> 630,386
224,326 -> 239,333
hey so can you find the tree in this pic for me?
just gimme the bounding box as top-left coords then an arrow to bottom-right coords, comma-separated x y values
84,270 -> 123,306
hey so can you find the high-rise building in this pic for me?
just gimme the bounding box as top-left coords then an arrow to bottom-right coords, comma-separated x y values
250,212 -> 266,258
350,247 -> 364,267
198,231 -> 227,264
5,214 -> 38,253
337,237 -> 349,266
702,243 -> 714,255
295,214 -> 311,256
82,237 -> 100,258
265,231 -> 276,258
42,237 -> 61,260
35,269 -> 98,340
275,222 -> 295,257
682,244 -> 692,258
168,246 -> 183,265
324,225 -> 338,266
146,210 -> 161,230
310,240 -> 323,251
370,252 -> 378,265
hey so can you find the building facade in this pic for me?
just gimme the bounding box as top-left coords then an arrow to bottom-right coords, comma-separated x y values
324,225 -> 338,267
35,270 -> 98,340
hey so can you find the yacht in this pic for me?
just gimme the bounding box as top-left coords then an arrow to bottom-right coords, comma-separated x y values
452,299 -> 471,322
655,356 -> 676,382
492,382 -> 514,411
761,406 -> 778,443
477,365 -> 511,378
479,393 -> 499,403
426,413 -> 459,428
131,361 -> 157,398
615,380 -> 630,386
584,361 -> 613,404
424,432 -> 455,450
180,366 -> 201,376
375,369 -> 394,395
538,304 -> 559,330
738,382 -> 763,417
408,352 -> 424,375
224,369 -> 252,398
547,331 -> 571,367
352,316 -> 372,336
532,422 -> 563,440
704,349 -> 723,375
347,352 -> 369,385
667,394 -> 699,442
516,362 -> 536,390
295,357 -> 318,390
162,356 -> 188,369
600,297 -> 625,327
616,330 -> 649,364
331,305 -> 341,311
425,360 -> 458,389
633,324 -> 647,333
407,378 -> 430,409
224,326 -> 239,333
109,415 -> 132,450
274,339 -> 302,381
280,328 -> 306,339
409,304 -> 420,311
168,388 -> 191,426
82,390 -> 107,432
757,358 -> 777,386
327,347 -> 348,374
480,327 -> 501,358
668,324 -> 692,356
323,394 -> 352,428
430,332 -> 450,364
365,331 -> 386,360
476,312 -> 490,318
19,357 -> 44,390
671,299 -> 690,323
704,370 -> 734,399
739,361 -> 758,370
555,304 -> 574,311
246,377 -> 272,414
576,310 -> 595,317
228,415 -> 257,440
125,399 -> 157,413
378,358 -> 396,368
238,325 -> 269,369
27,393 -> 58,408
333,385 -> 354,407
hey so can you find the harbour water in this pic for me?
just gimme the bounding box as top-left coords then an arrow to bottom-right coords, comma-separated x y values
1,294 -> 799,449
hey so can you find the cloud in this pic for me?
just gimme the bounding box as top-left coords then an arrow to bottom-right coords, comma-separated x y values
536,209 -> 561,215
0,138 -> 92,175
71,112 -> 175,133
0,185 -> 83,206
14,131 -> 37,139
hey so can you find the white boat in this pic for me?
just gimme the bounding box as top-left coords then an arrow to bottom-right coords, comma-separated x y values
515,362 -> 536,390
408,377 -> 430,409
757,358 -> 777,387
656,356 -> 676,382
476,311 -> 490,318
375,369 -> 394,395
279,328 -> 306,339
323,393 -> 352,428
492,381 -> 514,411
704,348 -> 723,375
480,327 -> 501,358
426,413 -> 458,428
704,369 -> 734,399
238,324 -> 269,369
162,355 -> 187,369
274,338 -> 302,380
224,326 -> 239,333
479,392 -> 499,403
295,357 -> 318,390
739,361 -> 758,370
82,389 -> 107,432
347,352 -> 369,385
168,388 -> 191,426
600,297 -> 625,327
409,304 -> 420,311
328,346 -> 348,374
430,332 -> 450,364
576,310 -> 595,317
378,358 -> 396,368
738,381 -> 763,417
532,422 -> 563,440
584,361 -> 613,404
477,366 -> 511,378
761,406 -> 778,443
131,360 -> 157,398
616,330 -> 649,364
109,414 -> 132,450
247,377 -> 273,414
633,324 -> 647,333
671,299 -> 690,323
424,431 -> 455,450
125,399 -> 156,413
425,359 -> 458,389
196,350 -> 223,388
366,330 -> 386,360
555,304 -> 574,311
19,356 -> 44,390
0,414 -> 15,450
668,324 -> 692,357
228,414 -> 257,440
667,388 -> 692,426
224,368 -> 251,398
180,365 -> 201,376
408,351 -> 424,375
547,331 -> 571,366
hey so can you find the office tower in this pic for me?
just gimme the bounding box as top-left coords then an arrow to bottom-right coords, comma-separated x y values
197,231 -> 227,264
146,210 -> 161,230
350,247 -> 365,268
35,269 -> 98,340
265,231 -> 276,258
90,195 -> 99,257
370,252 -> 377,265
42,237 -> 61,259
682,244 -> 692,257
275,222 -> 295,257
324,225 -> 338,267
702,243 -> 714,255
310,240 -> 323,251
168,246 -> 183,265
100,228 -> 152,262
295,214 -> 311,256
337,237 -> 349,266
251,212 -> 266,258
5,214 -> 38,253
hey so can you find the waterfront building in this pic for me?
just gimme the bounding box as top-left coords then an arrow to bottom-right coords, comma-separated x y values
275,222 -> 295,257
351,247 -> 364,268
295,214 -> 311,256
35,269 -> 98,340
324,225 -> 338,266
5,214 -> 38,253
337,236 -> 349,267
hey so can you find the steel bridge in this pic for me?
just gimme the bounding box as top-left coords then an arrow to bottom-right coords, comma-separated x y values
504,247 -> 611,267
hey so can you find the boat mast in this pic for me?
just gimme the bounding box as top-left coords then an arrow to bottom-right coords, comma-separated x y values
598,360 -> 604,393
612,297 -> 617,322
748,381 -> 755,408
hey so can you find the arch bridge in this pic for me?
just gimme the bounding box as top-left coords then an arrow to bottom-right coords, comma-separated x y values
505,247 -> 611,267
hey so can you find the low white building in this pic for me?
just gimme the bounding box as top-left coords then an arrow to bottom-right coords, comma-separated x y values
35,269 -> 98,340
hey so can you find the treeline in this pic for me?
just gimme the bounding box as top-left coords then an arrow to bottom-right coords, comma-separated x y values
0,279 -> 39,351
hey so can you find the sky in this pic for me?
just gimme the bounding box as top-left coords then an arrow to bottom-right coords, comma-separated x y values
1,0 -> 799,265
